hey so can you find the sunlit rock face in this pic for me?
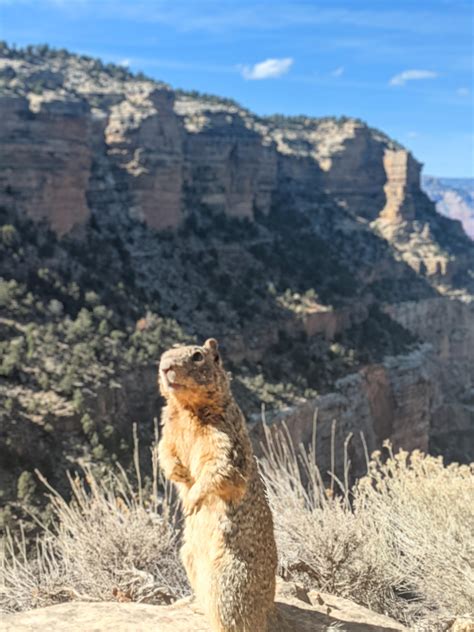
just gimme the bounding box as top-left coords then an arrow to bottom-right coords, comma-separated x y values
4,50 -> 465,294
380,149 -> 420,223
0,94 -> 92,235
104,88 -> 184,231
0,50 -> 433,238
251,344 -> 438,479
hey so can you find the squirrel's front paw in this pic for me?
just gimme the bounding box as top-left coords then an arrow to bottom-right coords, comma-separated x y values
172,460 -> 191,484
183,487 -> 204,516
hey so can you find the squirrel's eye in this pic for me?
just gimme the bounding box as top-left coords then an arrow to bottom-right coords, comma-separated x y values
191,351 -> 204,363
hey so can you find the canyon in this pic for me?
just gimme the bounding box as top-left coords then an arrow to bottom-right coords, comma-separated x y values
0,44 -> 473,516
423,175 -> 474,240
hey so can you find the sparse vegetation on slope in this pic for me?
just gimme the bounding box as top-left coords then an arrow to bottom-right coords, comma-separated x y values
0,197 -> 423,535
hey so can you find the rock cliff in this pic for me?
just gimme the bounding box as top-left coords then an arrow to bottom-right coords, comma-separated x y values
0,93 -> 92,235
386,297 -> 474,462
0,43 -> 472,525
253,345 -> 439,475
1,43 -> 472,293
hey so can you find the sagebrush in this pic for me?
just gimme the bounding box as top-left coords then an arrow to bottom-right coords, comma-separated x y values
259,421 -> 474,626
1,419 -> 473,628
0,426 -> 188,613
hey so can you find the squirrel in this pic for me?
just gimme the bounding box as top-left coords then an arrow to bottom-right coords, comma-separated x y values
158,338 -> 278,632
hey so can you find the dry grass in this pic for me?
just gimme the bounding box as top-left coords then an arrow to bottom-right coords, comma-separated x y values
259,420 -> 474,627
259,422 -> 405,619
356,444 -> 474,623
1,417 -> 473,628
0,424 -> 189,613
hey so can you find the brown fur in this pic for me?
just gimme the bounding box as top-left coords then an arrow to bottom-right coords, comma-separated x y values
158,339 -> 277,632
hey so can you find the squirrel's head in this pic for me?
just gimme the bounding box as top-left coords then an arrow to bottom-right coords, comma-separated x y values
159,338 -> 229,407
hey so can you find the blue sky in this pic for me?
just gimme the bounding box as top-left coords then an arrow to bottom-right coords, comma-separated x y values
1,0 -> 473,177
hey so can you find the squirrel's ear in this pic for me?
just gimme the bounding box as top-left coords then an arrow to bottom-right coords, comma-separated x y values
204,338 -> 219,352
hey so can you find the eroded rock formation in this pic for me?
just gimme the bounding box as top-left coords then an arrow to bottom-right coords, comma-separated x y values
0,95 -> 92,235
2,49 -> 471,293
0,45 -> 472,507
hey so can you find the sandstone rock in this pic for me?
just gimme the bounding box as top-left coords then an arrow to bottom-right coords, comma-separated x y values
0,94 -> 92,235
0,52 -> 431,233
1,46 -> 471,291
260,295 -> 473,475
105,88 -> 184,230
2,581 -> 406,631
372,216 -> 457,282
251,344 -> 437,477
380,149 -> 420,223
386,297 -> 474,462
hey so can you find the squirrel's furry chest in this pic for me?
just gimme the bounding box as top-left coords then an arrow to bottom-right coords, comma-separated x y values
165,406 -> 232,481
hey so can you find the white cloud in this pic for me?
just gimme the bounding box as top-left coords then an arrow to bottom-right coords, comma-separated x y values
119,58 -> 131,67
457,87 -> 470,97
407,131 -> 419,138
240,57 -> 293,80
389,69 -> 438,86
331,66 -> 344,77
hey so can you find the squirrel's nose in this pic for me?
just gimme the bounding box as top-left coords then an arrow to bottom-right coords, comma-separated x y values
160,358 -> 175,373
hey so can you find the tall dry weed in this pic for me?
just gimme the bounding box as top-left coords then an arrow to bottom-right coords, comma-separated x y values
356,444 -> 474,623
259,419 -> 474,626
0,424 -> 188,613
1,416 -> 472,628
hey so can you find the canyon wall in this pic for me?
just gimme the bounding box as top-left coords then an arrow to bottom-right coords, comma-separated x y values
0,89 -> 425,233
252,344 -> 439,478
2,50 -> 472,295
0,54 -> 459,243
0,47 -> 472,489
0,94 -> 92,235
386,297 -> 474,461
263,296 -> 473,473
3,53 -> 470,294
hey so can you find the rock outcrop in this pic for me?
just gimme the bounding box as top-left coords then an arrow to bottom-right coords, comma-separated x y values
0,94 -> 92,235
264,296 -> 473,474
252,344 -> 438,477
386,297 -> 474,462
1,46 -> 471,291
2,580 -> 406,632
380,149 -> 420,223
104,87 -> 185,230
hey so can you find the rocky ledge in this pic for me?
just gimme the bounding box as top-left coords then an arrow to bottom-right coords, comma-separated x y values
3,580 -> 406,632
